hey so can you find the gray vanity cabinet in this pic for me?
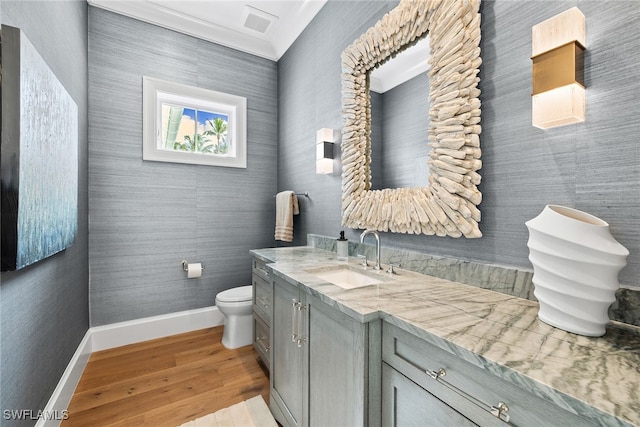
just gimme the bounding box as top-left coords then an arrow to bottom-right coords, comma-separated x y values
381,321 -> 596,427
252,256 -> 272,368
270,276 -> 369,427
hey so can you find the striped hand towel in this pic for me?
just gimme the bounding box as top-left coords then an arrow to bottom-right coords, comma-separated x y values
274,191 -> 299,242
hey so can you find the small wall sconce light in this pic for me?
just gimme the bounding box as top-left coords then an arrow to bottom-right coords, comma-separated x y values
316,128 -> 338,174
532,7 -> 585,129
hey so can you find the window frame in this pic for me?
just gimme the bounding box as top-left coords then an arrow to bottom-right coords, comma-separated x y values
142,76 -> 247,168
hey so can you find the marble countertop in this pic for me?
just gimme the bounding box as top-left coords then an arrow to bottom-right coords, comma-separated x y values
251,246 -> 640,427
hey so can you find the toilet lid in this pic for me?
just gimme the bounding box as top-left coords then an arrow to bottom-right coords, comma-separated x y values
216,285 -> 253,303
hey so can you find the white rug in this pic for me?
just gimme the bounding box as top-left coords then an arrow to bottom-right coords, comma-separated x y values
178,396 -> 277,427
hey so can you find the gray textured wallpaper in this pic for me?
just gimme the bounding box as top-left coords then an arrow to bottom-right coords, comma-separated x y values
378,73 -> 431,189
88,7 -> 278,326
0,1 -> 89,424
278,0 -> 640,289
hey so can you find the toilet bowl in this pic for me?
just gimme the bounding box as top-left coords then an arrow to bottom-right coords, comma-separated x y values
215,285 -> 253,349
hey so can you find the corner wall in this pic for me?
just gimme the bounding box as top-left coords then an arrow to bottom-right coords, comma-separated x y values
0,1 -> 89,423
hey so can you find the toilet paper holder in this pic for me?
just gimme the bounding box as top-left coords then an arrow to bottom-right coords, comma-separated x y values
182,260 -> 205,272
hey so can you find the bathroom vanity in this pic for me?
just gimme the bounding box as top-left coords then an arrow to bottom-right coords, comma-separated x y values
251,247 -> 639,427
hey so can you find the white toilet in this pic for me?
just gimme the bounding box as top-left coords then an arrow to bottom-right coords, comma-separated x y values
215,285 -> 253,349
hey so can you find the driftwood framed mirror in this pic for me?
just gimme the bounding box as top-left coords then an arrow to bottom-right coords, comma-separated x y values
340,0 -> 483,238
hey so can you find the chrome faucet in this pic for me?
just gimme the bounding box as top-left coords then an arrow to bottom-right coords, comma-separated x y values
359,229 -> 381,270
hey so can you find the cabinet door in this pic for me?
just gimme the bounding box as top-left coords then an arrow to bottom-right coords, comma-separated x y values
307,294 -> 367,427
382,363 -> 478,427
271,278 -> 306,427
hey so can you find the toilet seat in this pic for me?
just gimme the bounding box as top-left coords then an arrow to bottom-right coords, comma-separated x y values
216,285 -> 253,303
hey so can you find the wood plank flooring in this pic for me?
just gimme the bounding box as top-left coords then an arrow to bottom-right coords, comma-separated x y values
62,326 -> 269,427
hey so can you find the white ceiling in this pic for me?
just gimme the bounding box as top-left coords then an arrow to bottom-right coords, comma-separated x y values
88,0 -> 328,61
370,35 -> 430,94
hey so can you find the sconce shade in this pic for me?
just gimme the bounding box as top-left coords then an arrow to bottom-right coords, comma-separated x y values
532,84 -> 585,130
531,7 -> 586,129
316,158 -> 333,174
316,128 -> 336,143
532,7 -> 585,56
316,128 -> 338,174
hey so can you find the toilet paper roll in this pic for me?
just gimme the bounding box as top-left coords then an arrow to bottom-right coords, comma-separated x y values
187,262 -> 202,279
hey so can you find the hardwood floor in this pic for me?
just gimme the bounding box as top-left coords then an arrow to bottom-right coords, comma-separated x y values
62,326 -> 269,427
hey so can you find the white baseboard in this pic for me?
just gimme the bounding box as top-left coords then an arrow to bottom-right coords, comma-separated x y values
90,305 -> 224,351
35,331 -> 92,427
36,306 -> 224,427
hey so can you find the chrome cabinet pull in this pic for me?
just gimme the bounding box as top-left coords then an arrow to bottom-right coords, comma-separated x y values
291,299 -> 299,342
289,298 -> 307,348
296,303 -> 307,348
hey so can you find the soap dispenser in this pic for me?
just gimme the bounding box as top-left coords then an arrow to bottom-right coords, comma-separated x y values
337,231 -> 349,261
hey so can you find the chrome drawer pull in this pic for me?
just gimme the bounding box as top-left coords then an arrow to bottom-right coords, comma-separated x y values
257,296 -> 269,309
491,402 -> 510,423
256,336 -> 270,353
427,368 -> 446,380
426,367 -> 512,424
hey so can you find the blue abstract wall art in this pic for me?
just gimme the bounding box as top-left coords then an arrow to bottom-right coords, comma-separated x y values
1,25 -> 78,271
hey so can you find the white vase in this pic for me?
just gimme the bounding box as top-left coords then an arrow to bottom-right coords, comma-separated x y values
525,205 -> 629,337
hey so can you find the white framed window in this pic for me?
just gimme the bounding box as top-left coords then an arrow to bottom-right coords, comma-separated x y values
142,76 -> 247,168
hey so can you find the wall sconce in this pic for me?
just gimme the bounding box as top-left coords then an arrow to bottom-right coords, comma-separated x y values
532,7 -> 585,129
316,128 -> 338,174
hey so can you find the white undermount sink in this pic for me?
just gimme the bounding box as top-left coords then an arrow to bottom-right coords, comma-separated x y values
305,265 -> 386,289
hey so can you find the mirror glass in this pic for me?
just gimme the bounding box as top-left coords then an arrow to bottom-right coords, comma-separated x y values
369,36 -> 430,190
340,0 -> 483,237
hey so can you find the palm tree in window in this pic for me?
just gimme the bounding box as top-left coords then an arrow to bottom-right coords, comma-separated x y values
174,133 -> 215,154
204,118 -> 228,154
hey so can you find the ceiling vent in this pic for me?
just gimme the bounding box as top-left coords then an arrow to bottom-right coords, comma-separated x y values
242,5 -> 278,34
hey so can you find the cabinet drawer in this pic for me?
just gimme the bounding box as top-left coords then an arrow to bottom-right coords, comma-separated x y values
382,363 -> 477,426
382,321 -> 595,427
252,257 -> 270,281
254,313 -> 270,367
253,273 -> 272,324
